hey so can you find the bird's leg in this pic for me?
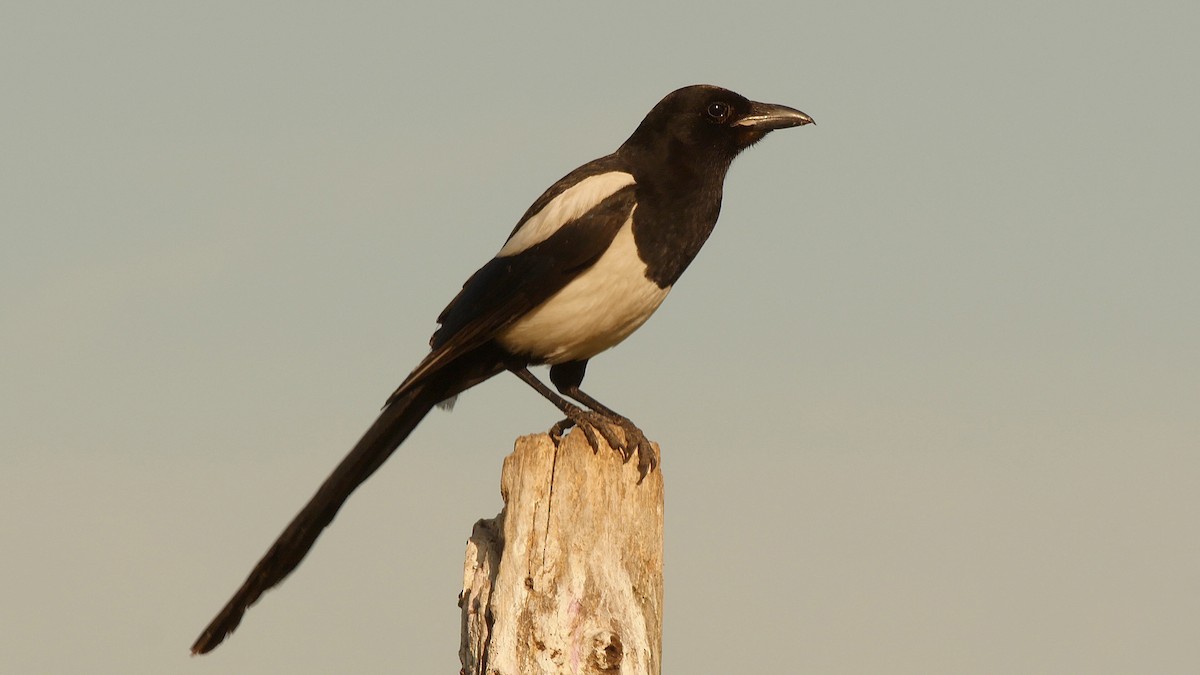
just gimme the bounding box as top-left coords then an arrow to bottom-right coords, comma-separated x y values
508,366 -> 625,456
549,361 -> 659,480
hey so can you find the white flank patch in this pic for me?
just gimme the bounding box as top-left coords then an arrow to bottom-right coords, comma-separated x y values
498,212 -> 671,364
497,171 -> 636,257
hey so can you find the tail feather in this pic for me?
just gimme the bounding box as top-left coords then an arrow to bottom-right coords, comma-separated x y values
190,384 -> 438,655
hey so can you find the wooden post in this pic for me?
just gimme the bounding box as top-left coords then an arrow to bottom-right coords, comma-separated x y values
459,430 -> 664,675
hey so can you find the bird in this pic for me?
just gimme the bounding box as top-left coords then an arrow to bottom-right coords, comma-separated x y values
191,84 -> 813,655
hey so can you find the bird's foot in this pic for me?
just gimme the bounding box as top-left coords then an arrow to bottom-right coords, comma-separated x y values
548,408 -> 622,456
548,410 -> 659,481
606,414 -> 659,481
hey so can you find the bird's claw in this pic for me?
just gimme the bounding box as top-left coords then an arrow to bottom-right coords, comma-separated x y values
549,418 -> 572,445
550,414 -> 602,453
547,411 -> 659,481
608,417 -> 658,482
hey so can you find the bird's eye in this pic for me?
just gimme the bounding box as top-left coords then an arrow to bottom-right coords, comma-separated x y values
706,101 -> 731,123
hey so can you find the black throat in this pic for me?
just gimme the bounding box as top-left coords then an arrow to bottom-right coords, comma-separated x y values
619,136 -> 735,288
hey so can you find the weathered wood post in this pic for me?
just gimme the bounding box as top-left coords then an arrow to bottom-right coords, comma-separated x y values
459,430 -> 664,674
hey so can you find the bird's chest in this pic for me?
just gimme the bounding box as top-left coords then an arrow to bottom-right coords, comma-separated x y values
498,217 -> 671,364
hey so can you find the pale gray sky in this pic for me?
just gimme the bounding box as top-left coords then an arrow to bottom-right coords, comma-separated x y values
2,2 -> 1198,673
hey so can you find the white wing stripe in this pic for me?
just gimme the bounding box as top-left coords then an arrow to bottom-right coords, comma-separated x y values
496,171 -> 636,257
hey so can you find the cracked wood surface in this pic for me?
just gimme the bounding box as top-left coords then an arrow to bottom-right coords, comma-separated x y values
460,430 -> 664,674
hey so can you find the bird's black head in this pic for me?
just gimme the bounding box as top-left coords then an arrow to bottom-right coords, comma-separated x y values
619,84 -> 813,170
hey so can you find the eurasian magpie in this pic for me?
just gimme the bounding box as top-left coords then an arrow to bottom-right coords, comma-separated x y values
191,84 -> 812,654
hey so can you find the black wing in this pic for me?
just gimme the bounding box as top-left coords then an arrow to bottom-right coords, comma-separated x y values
386,182 -> 637,406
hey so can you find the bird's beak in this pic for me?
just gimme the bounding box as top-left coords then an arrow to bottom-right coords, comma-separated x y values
734,102 -> 815,130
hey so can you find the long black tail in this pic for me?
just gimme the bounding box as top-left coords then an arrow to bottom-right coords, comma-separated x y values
191,354 -> 492,655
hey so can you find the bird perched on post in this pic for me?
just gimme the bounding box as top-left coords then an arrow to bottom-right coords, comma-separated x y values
191,84 -> 813,654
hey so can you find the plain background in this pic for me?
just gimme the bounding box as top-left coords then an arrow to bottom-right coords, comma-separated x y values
3,2 -> 1197,673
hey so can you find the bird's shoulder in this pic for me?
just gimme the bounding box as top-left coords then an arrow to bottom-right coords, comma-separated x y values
498,153 -> 635,251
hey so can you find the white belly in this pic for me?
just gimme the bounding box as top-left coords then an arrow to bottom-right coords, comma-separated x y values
498,216 -> 671,364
